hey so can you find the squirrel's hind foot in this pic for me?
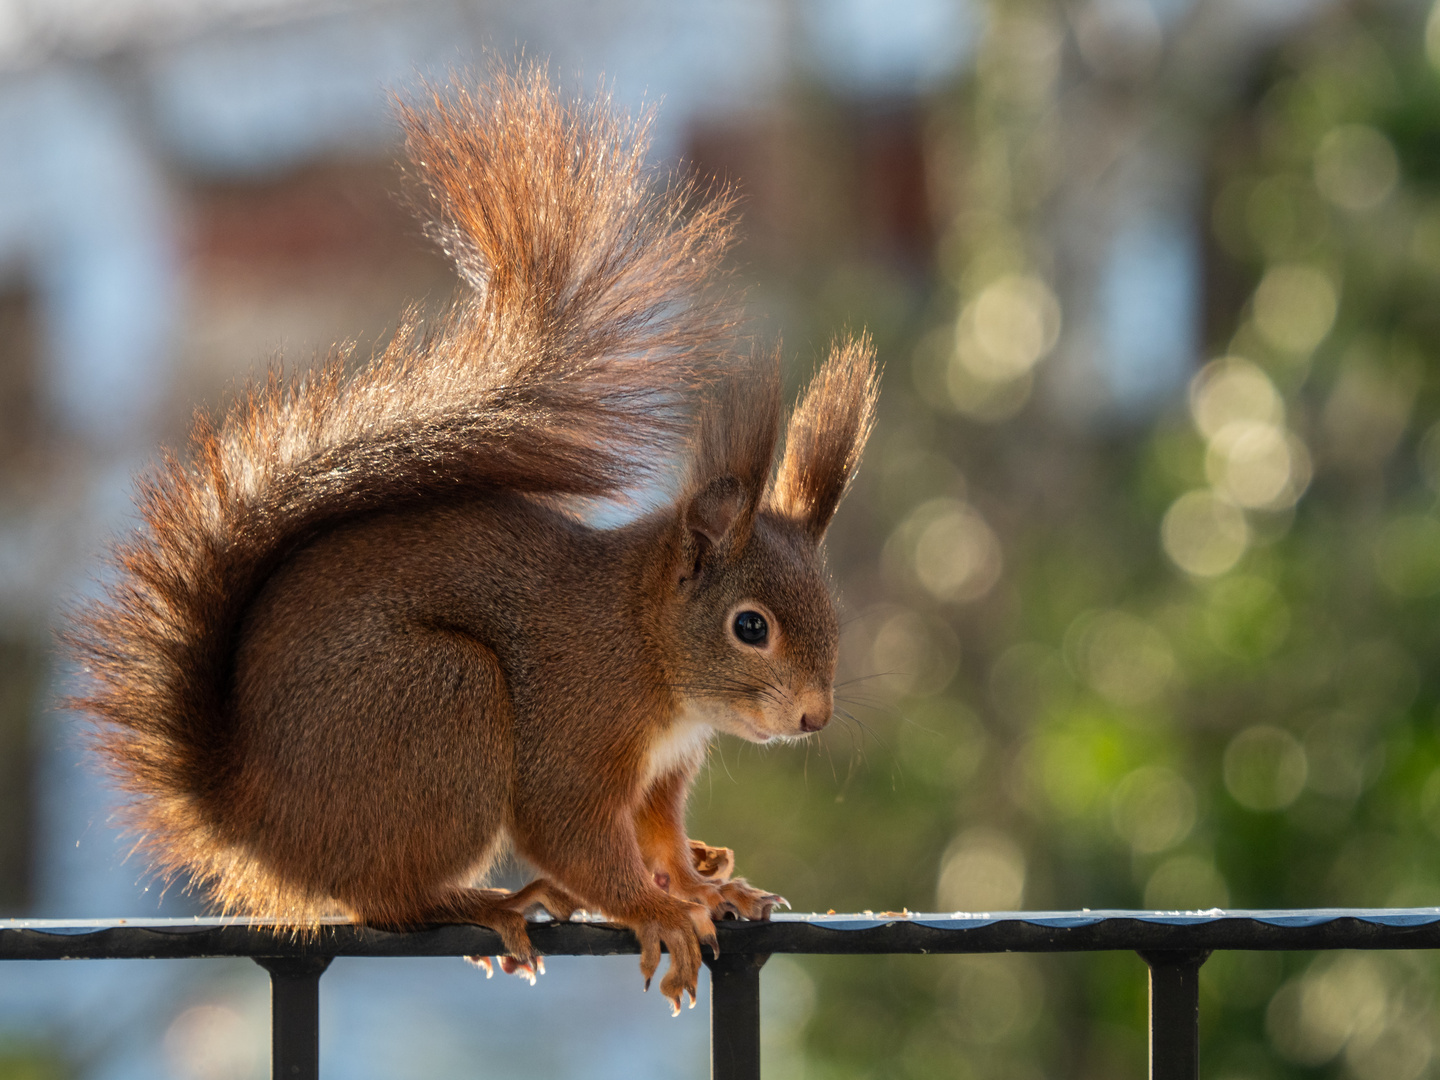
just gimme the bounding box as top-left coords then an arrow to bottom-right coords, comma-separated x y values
410,885 -> 551,971
452,879 -> 579,981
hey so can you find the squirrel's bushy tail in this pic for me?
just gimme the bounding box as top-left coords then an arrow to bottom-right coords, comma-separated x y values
66,63 -> 740,903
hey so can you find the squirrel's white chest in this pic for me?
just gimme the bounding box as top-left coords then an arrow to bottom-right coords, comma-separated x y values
641,702 -> 716,790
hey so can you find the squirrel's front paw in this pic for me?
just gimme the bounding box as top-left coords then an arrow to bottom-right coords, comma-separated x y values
695,877 -> 786,922
680,841 -> 782,918
633,902 -> 717,1015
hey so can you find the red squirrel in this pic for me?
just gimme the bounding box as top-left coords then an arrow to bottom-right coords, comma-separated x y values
67,65 -> 878,1013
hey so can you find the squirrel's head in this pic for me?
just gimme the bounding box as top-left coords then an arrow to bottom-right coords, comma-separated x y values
668,337 -> 878,744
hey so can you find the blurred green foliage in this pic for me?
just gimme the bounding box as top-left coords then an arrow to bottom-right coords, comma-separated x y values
0,1040 -> 69,1080
690,1 -> 1440,1076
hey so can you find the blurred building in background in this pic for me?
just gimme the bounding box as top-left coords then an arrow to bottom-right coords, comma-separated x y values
12,0 -> 1440,1078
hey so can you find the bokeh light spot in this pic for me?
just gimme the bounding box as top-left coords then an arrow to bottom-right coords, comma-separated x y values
1111,766 -> 1196,854
889,497 -> 1004,603
1373,514 -> 1440,597
1417,420 -> 1440,493
1429,0 -> 1440,69
1143,853 -> 1229,910
164,1004 -> 257,1080
1223,725 -> 1307,811
1314,124 -> 1399,212
1322,351 -> 1419,469
944,361 -> 1035,421
941,954 -> 1044,1045
1411,203 -> 1440,272
1189,356 -> 1284,438
1252,264 -> 1338,355
1074,610 -> 1175,706
1245,174 -> 1330,259
1347,1023 -> 1433,1080
1303,716 -> 1370,802
955,274 -> 1061,382
1267,955 -> 1390,1068
1204,421 -> 1310,510
937,827 -> 1027,912
1161,490 -> 1249,576
868,608 -> 962,697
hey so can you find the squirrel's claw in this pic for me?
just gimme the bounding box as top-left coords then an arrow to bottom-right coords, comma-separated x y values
699,928 -> 721,958
663,984 -> 698,1015
498,955 -> 542,985
689,903 -> 720,959
468,952 -> 542,984
637,923 -> 663,992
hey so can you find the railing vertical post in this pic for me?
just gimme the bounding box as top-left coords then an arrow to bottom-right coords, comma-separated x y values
704,951 -> 769,1080
1137,950 -> 1210,1080
255,956 -> 333,1080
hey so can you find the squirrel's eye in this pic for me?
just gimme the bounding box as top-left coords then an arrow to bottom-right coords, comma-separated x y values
733,610 -> 769,646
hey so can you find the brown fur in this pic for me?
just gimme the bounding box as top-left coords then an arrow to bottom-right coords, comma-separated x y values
65,62 -> 878,1009
768,333 -> 880,536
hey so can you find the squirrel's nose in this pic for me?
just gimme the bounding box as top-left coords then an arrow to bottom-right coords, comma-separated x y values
797,689 -> 833,733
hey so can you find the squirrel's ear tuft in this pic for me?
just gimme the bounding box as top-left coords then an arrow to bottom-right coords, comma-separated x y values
682,353 -> 781,562
767,335 -> 879,541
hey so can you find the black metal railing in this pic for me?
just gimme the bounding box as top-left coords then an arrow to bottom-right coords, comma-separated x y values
9,909 -> 1440,1079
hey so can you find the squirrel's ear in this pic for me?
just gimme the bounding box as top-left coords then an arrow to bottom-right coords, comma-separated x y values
686,476 -> 748,550
681,353 -> 781,569
680,476 -> 752,583
767,334 -> 879,541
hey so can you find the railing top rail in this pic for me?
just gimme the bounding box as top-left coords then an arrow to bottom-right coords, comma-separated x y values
7,909 -> 1440,960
